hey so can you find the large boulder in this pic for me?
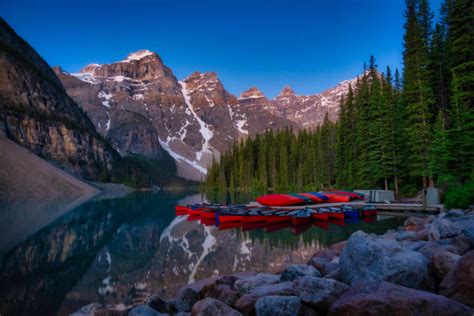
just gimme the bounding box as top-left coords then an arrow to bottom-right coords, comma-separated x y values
404,216 -> 430,232
395,231 -> 417,242
201,283 -> 239,306
427,218 -> 463,240
234,273 -> 280,293
191,298 -> 242,316
176,277 -> 218,299
176,288 -> 200,311
146,295 -> 189,313
128,305 -> 164,316
255,296 -> 302,316
294,276 -> 349,309
339,231 -> 434,291
280,264 -> 321,281
440,250 -> 474,307
419,234 -> 470,259
234,282 -> 299,315
431,251 -> 461,284
308,249 -> 340,276
328,281 -> 473,316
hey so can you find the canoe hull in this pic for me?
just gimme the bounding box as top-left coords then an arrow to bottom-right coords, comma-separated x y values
328,212 -> 345,220
311,212 -> 329,221
291,217 -> 311,225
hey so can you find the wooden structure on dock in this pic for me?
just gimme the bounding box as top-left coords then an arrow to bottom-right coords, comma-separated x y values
247,201 -> 445,215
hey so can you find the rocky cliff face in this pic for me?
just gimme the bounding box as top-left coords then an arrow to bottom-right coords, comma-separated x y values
0,19 -> 117,179
262,77 -> 360,128
58,53 -> 297,180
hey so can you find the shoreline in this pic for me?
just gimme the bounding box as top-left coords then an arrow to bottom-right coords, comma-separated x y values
78,208 -> 474,315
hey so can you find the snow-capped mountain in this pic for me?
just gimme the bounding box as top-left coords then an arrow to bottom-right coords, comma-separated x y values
56,49 -> 358,180
264,78 -> 360,127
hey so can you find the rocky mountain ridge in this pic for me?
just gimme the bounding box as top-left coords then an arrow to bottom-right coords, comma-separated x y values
58,50 -> 359,180
0,19 -> 117,179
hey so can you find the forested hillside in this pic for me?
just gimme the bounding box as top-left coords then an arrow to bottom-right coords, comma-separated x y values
205,0 -> 473,207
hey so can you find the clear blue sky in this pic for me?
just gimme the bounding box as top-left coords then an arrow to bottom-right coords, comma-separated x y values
1,0 -> 443,98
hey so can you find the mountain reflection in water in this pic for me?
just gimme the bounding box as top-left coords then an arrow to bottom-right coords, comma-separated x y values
0,191 -> 404,315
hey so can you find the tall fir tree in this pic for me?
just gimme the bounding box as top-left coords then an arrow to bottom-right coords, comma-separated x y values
402,0 -> 434,187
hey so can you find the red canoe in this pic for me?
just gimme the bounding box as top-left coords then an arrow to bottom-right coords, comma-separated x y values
243,221 -> 267,231
218,221 -> 243,230
187,214 -> 201,221
298,193 -> 325,203
328,212 -> 345,220
175,205 -> 189,215
218,214 -> 243,223
325,191 -> 364,200
266,221 -> 291,233
313,221 -> 329,230
266,213 -> 291,223
291,216 -> 312,225
200,218 -> 216,226
311,212 -> 329,221
330,218 -> 346,226
200,211 -> 216,219
362,209 -> 378,217
321,192 -> 351,203
243,215 -> 267,223
256,194 -> 310,206
291,222 -> 312,235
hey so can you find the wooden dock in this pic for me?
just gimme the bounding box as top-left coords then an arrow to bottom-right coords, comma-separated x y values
247,201 -> 445,215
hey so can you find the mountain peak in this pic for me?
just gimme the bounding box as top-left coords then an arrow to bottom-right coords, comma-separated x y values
239,87 -> 265,99
79,63 -> 101,74
122,49 -> 156,62
279,85 -> 296,96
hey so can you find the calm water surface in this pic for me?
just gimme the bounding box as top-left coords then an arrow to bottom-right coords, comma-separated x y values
0,191 -> 405,315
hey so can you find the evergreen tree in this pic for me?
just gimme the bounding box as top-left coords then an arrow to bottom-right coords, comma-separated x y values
402,0 -> 434,187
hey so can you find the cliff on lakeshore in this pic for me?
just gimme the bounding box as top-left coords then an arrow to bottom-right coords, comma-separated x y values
72,209 -> 474,316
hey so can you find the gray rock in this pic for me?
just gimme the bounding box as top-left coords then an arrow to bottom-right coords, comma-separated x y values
329,281 -> 473,316
340,230 -> 434,291
294,276 -> 349,308
255,296 -> 302,316
427,218 -> 463,240
176,287 -> 200,311
440,250 -> 474,307
191,298 -> 242,316
399,240 -> 428,251
250,281 -> 298,297
128,305 -> 164,316
234,273 -> 280,293
446,209 -> 466,217
419,234 -> 470,259
396,231 -> 417,242
280,264 -> 321,282
146,295 -> 171,313
431,251 -> 461,284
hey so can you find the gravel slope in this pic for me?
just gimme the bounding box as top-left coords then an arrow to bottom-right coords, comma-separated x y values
0,133 -> 99,255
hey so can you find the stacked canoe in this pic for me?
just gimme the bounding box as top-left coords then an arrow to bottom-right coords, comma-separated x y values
255,191 -> 364,206
174,203 -> 378,229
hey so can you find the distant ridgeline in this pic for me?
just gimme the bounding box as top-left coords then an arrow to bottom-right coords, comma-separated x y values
205,0 -> 474,208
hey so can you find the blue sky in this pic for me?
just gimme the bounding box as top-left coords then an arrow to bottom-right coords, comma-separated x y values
1,0 -> 443,98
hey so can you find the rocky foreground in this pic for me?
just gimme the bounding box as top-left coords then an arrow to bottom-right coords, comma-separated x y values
80,209 -> 474,316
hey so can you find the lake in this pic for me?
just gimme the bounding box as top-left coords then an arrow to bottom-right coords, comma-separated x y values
0,191 -> 405,315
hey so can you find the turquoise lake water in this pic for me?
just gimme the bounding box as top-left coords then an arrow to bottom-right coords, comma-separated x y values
0,191 -> 404,315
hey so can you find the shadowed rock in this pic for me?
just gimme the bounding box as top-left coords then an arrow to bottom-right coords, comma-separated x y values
329,282 -> 473,316
440,250 -> 474,307
339,231 -> 434,291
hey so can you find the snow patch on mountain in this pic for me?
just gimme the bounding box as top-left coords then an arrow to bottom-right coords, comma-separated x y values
179,81 -> 214,161
121,50 -> 154,62
159,137 -> 208,175
188,226 -> 217,283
